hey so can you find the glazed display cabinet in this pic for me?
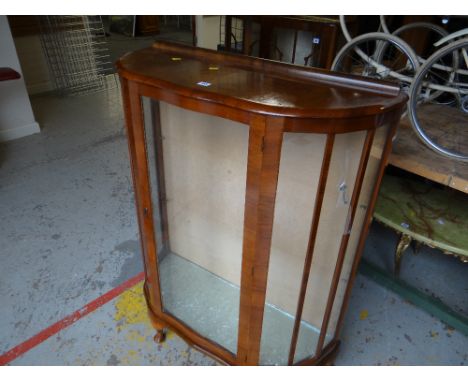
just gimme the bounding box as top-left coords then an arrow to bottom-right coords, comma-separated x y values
117,42 -> 407,365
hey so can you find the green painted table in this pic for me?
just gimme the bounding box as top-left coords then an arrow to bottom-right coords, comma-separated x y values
374,174 -> 468,275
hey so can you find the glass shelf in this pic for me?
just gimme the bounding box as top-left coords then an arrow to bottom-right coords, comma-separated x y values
159,252 -> 330,365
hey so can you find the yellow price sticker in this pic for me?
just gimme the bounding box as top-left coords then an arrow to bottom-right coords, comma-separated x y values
171,57 -> 182,61
208,66 -> 219,71
359,309 -> 368,320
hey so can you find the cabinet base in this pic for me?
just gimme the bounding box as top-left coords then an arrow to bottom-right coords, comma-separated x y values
143,281 -> 341,365
294,340 -> 341,366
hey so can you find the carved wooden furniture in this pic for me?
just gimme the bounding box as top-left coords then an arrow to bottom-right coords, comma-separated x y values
373,116 -> 468,274
374,174 -> 468,275
117,41 -> 407,365
367,118 -> 468,332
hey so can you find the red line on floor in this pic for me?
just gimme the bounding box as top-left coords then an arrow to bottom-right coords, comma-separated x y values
0,271 -> 145,366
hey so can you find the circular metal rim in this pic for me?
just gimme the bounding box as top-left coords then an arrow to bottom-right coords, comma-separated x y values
331,32 -> 420,87
408,38 -> 468,162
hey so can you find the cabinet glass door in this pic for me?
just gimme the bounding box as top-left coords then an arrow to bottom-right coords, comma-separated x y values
141,97 -> 249,356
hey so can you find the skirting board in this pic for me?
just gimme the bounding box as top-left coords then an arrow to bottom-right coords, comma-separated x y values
0,121 -> 40,142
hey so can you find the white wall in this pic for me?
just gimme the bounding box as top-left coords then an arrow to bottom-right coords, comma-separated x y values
0,16 -> 40,142
195,16 -> 221,50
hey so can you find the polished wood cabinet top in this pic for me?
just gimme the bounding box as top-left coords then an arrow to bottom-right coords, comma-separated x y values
117,42 -> 407,120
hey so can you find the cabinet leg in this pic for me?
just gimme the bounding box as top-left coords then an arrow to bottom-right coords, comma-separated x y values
148,311 -> 167,344
395,233 -> 411,277
411,240 -> 422,254
154,329 -> 166,344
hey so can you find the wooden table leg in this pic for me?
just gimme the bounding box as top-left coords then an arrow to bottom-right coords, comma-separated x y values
395,233 -> 412,276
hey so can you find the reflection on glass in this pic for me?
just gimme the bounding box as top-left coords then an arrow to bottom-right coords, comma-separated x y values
259,132 -> 327,365
325,124 -> 391,349
142,98 -> 166,257
142,97 -> 249,355
293,130 -> 367,364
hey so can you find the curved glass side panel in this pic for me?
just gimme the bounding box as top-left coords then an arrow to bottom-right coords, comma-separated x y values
259,132 -> 327,365
325,124 -> 390,348
293,130 -> 367,364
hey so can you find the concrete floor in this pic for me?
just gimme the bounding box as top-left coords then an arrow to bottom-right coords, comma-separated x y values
364,223 -> 467,317
0,86 -> 466,365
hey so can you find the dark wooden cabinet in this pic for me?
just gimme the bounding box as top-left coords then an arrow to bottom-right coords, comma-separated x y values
222,16 -> 351,69
135,16 -> 160,36
117,42 -> 406,365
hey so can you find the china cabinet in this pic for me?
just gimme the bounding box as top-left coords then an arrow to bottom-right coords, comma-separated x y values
117,41 -> 407,365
